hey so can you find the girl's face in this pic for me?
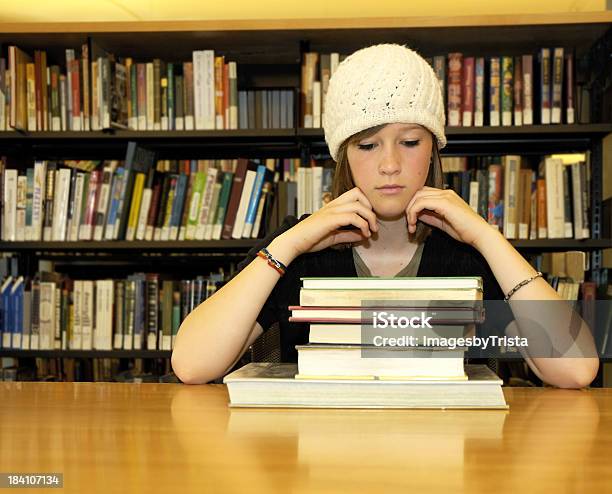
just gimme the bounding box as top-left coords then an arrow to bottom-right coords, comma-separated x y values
347,123 -> 433,220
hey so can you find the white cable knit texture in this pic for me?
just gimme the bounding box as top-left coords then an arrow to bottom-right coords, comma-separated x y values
323,44 -> 447,162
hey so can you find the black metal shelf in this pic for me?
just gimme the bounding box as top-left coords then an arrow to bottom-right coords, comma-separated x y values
300,124 -> 612,155
0,238 -> 607,253
509,239 -> 611,250
3,350 -> 607,362
0,240 -> 259,252
1,124 -> 609,158
0,349 -> 171,358
298,124 -> 612,138
1,124 -> 609,141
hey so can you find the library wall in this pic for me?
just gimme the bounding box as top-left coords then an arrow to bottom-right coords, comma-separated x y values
0,0 -> 607,23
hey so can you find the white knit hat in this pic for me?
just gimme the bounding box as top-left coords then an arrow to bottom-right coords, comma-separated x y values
323,44 -> 447,162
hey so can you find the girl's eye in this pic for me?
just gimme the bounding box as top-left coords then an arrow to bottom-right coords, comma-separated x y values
357,143 -> 375,151
356,140 -> 420,151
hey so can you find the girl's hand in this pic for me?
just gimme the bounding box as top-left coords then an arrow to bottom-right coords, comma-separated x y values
405,186 -> 491,247
281,187 -> 379,257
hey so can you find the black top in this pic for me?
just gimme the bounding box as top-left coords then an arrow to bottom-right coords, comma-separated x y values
232,215 -> 510,362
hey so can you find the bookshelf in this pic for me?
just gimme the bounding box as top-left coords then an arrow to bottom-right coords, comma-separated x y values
0,14 -> 610,382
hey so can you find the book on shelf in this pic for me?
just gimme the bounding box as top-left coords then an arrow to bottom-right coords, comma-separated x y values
0,148 -> 596,243
301,47 -> 581,129
0,267 -> 226,352
0,41 -> 300,132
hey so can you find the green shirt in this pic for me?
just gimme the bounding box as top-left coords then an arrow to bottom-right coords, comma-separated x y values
352,243 -> 425,278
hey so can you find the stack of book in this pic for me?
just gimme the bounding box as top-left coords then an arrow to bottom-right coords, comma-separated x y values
224,277 -> 508,409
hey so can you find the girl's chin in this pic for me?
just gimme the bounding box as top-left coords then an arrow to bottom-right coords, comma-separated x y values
372,204 -> 409,221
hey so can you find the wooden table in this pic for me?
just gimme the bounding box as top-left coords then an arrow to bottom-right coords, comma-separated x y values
1,382 -> 611,493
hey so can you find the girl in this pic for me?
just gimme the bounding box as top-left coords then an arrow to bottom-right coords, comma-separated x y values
172,44 -> 598,387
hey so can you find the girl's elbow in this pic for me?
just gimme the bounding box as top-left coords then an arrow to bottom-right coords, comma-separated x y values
546,359 -> 599,389
171,350 -> 215,385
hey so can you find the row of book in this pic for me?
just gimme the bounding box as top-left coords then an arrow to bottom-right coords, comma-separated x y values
440,153 -> 591,240
301,48 -> 584,129
0,144 -> 290,242
0,357 -> 177,382
0,150 -> 595,243
225,276 -> 508,409
2,43 -> 589,134
2,44 -> 296,132
0,269 -> 225,351
285,152 -> 592,241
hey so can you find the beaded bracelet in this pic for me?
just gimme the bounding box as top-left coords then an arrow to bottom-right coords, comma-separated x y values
257,247 -> 287,276
504,271 -> 543,302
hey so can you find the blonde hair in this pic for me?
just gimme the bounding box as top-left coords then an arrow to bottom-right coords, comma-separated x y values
331,124 -> 444,245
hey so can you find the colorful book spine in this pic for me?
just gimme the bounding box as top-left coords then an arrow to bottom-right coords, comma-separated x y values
242,164 -> 267,238
489,57 -> 501,126
447,53 -> 462,127
474,57 -> 484,127
461,57 -> 474,127
501,56 -> 513,126
513,56 -> 523,126
539,48 -> 551,124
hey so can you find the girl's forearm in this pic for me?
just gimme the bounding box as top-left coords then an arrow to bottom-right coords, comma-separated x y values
473,227 -> 599,388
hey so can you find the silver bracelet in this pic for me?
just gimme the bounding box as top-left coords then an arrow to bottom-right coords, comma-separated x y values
504,271 -> 543,302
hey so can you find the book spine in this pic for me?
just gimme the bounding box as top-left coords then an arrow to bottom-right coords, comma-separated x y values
113,280 -> 124,349
135,186 -> 153,241
52,168 -> 71,241
195,168 -> 218,240
204,175 -> 223,240
565,53 -> 574,124
222,160 -> 248,239
146,62 -> 154,130
214,55 -> 224,129
15,175 -> 26,241
169,173 -> 188,240
461,57 -> 474,127
146,274 -> 159,350
513,56 -> 523,126
93,165 -> 113,240
212,171 -> 234,239
540,48 -> 551,124
447,53 -> 462,126
145,180 -> 162,241
24,168 -> 34,240
27,62 -> 37,131
167,63 -> 174,130
242,165 -> 266,237
489,57 -> 501,126
545,158 -> 564,238
186,171 -> 206,240
474,57 -> 484,127
551,47 -> 564,124
153,59 -> 161,130
231,169 -> 257,239
126,172 -> 145,241
104,167 -> 123,240
42,166 -> 56,241
222,61 -> 229,129
501,56 -> 513,126
80,169 -> 100,241
487,164 -> 502,229
183,62 -> 194,130
174,74 -> 184,130
562,164 -> 573,238
161,175 -> 177,241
